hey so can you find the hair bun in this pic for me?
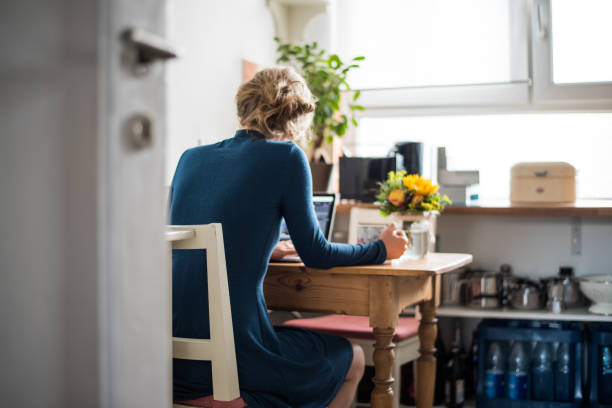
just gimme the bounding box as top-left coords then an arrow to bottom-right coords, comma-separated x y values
236,67 -> 316,140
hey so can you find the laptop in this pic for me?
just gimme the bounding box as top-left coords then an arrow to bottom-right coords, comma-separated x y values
277,193 -> 337,262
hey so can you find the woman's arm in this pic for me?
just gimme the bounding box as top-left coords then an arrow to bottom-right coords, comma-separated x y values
280,145 -> 389,269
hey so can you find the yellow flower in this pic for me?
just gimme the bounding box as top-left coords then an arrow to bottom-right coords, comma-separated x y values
411,194 -> 424,205
402,174 -> 420,191
416,178 -> 439,196
403,174 -> 439,196
388,189 -> 406,206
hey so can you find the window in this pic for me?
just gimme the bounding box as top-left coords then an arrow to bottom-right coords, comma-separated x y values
551,0 -> 612,84
334,0 -> 519,89
532,0 -> 612,104
348,113 -> 612,200
329,0 -> 612,109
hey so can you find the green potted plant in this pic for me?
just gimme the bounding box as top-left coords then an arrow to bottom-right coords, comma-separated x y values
274,37 -> 365,190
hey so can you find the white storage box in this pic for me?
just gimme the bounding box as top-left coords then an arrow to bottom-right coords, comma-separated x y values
510,162 -> 576,204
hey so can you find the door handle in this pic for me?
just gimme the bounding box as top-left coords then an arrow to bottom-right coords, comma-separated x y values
122,28 -> 178,74
536,3 -> 547,39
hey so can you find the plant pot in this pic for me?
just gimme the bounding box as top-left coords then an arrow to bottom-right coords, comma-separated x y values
310,162 -> 333,192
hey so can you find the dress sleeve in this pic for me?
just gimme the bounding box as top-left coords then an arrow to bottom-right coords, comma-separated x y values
280,145 -> 387,269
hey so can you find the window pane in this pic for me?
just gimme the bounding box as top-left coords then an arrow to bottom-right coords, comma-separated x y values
350,113 -> 612,200
552,0 -> 612,84
334,0 -> 512,89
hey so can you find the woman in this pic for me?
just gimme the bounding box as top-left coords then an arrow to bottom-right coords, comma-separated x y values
170,67 -> 407,408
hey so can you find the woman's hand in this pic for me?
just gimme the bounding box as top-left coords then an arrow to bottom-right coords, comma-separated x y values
379,224 -> 408,260
271,240 -> 297,260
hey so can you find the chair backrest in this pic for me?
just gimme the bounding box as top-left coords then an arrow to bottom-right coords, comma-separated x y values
168,224 -> 240,402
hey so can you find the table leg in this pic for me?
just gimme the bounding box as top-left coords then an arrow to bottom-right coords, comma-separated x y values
371,327 -> 396,408
416,299 -> 438,408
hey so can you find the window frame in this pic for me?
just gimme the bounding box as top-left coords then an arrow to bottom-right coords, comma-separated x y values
531,0 -> 612,108
350,0 -> 612,114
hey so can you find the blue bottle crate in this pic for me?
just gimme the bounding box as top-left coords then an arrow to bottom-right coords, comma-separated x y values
588,323 -> 612,408
476,319 -> 583,408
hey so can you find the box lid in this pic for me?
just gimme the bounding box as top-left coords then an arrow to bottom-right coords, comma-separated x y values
511,162 -> 576,178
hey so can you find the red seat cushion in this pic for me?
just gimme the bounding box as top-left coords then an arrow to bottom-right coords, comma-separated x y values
175,396 -> 247,408
283,314 -> 419,342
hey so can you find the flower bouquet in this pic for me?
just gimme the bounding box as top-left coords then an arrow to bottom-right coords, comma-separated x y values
376,171 -> 451,259
376,171 -> 451,216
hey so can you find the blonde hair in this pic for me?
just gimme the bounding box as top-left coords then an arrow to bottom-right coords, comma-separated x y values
236,67 -> 316,141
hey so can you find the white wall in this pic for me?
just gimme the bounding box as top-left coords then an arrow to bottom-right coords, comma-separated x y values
166,0 -> 277,183
436,215 -> 612,278
303,9 -> 333,51
333,213 -> 612,279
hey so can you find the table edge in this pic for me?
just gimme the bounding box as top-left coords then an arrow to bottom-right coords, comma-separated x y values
269,253 -> 473,276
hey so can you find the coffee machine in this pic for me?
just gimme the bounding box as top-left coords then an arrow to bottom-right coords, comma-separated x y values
393,142 -> 423,175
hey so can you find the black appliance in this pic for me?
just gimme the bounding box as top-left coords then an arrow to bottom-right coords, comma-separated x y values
394,142 -> 423,175
339,156 -> 397,202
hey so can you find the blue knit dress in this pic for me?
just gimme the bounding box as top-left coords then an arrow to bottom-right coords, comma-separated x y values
170,129 -> 387,407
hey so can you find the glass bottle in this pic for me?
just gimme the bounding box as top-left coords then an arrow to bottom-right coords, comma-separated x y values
445,327 -> 465,408
469,331 -> 479,398
434,334 -> 447,406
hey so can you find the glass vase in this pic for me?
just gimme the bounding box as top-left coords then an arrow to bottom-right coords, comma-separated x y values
396,216 -> 431,260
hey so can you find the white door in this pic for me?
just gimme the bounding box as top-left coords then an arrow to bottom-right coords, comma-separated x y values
99,1 -> 173,407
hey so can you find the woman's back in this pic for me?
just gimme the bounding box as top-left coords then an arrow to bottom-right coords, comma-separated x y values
170,130 -> 386,407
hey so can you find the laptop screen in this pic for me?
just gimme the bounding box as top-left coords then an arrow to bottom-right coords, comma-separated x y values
279,193 -> 336,241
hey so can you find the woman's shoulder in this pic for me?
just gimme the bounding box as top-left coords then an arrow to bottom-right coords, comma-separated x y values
237,137 -> 303,160
259,139 -> 301,155
177,136 -> 305,169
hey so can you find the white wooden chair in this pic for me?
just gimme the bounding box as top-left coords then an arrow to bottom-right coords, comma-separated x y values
167,224 -> 246,408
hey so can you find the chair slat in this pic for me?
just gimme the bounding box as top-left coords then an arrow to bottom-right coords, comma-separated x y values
173,337 -> 213,361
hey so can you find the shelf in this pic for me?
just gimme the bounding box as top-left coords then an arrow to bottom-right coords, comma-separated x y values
434,305 -> 612,322
336,200 -> 612,217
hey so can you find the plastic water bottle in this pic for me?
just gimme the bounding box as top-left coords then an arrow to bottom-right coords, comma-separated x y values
484,342 -> 505,398
507,341 -> 529,400
600,346 -> 612,405
555,342 -> 572,401
532,342 -> 554,400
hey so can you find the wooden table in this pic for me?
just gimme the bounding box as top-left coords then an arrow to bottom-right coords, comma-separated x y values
264,253 -> 472,408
